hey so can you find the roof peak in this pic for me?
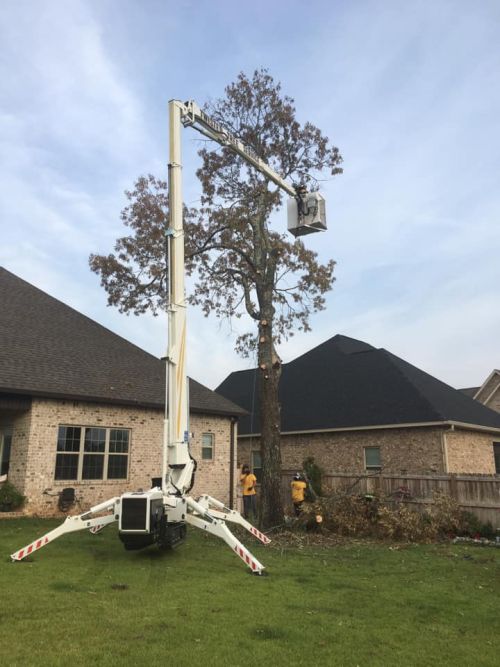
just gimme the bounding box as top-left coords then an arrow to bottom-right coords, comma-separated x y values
289,333 -> 376,364
216,333 -> 500,434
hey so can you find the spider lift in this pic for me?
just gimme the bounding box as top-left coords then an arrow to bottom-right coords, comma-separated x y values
10,100 -> 327,574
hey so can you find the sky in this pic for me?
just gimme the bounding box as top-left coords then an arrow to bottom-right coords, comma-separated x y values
1,0 -> 499,391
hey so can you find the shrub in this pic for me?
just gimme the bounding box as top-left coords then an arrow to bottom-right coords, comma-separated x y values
302,456 -> 323,497
458,511 -> 483,537
426,491 -> 463,537
457,512 -> 496,539
478,521 -> 496,540
0,482 -> 25,512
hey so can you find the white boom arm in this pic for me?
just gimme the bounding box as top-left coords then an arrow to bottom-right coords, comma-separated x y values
179,100 -> 297,196
178,101 -> 327,237
162,100 -> 193,496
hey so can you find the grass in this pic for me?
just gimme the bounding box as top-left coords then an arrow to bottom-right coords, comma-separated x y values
0,519 -> 499,666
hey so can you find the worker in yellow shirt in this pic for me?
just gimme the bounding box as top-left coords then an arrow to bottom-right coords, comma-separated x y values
291,473 -> 307,516
240,464 -> 257,520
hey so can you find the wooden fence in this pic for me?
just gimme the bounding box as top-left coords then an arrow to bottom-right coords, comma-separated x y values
282,470 -> 500,527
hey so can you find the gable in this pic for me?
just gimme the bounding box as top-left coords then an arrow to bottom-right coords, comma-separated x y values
486,386 -> 500,413
474,370 -> 500,410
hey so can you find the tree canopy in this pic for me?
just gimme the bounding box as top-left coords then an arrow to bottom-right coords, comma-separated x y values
90,69 -> 343,526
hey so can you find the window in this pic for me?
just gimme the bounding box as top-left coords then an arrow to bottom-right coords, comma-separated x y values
55,426 -> 130,481
201,433 -> 214,460
364,446 -> 381,471
0,431 -> 12,476
494,442 -> 500,474
251,450 -> 262,483
108,429 -> 130,478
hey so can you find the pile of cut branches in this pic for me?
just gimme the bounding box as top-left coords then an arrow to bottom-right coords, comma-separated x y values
291,490 -> 494,543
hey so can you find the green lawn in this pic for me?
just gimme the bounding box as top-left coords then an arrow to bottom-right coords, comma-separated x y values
0,519 -> 499,666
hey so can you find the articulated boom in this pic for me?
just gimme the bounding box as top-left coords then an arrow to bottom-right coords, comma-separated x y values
179,100 -> 328,238
180,100 -> 297,196
11,97 -> 327,573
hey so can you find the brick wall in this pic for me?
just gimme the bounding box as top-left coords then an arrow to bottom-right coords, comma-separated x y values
239,425 -> 499,477
6,410 -> 32,493
239,426 -> 447,476
14,398 -> 236,515
445,429 -> 496,474
190,414 -> 236,502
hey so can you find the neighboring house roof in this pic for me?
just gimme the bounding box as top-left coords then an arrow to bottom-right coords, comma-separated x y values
0,267 -> 245,417
458,387 -> 480,398
473,369 -> 500,404
216,334 -> 500,434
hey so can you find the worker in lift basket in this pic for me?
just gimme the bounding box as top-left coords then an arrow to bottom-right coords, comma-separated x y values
291,473 -> 307,516
240,464 -> 257,520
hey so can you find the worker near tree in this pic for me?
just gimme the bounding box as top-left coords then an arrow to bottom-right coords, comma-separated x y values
291,473 -> 307,516
240,464 -> 257,520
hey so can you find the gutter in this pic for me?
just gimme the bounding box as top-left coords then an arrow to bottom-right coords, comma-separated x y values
0,387 -> 246,418
238,419 -> 500,438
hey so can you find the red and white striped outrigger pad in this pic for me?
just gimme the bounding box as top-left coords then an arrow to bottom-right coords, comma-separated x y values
248,525 -> 271,544
233,544 -> 262,572
11,536 -> 50,561
89,524 -> 105,534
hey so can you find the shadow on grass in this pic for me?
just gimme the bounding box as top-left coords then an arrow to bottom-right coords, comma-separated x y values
250,625 -> 289,640
50,581 -> 89,593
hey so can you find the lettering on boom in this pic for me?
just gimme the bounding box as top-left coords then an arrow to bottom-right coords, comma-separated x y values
199,110 -> 260,163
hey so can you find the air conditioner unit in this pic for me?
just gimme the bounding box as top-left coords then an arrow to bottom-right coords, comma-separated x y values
287,191 -> 327,238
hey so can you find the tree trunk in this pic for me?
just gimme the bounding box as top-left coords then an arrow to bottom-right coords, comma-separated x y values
258,315 -> 284,528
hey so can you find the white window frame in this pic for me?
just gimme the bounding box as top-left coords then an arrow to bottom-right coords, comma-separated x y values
201,432 -> 214,461
364,446 -> 381,471
55,425 -> 130,482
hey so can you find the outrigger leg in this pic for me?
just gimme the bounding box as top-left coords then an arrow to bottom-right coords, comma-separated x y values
10,493 -> 271,574
185,496 -> 268,575
196,494 -> 271,545
10,497 -> 120,562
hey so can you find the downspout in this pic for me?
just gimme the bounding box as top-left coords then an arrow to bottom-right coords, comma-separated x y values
440,427 -> 451,473
229,417 -> 237,509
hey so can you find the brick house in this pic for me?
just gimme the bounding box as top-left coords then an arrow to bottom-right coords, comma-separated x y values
216,335 -> 500,478
0,268 -> 245,515
460,370 -> 500,473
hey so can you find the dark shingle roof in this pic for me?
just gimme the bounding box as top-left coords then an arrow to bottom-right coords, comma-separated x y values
0,267 -> 245,416
216,334 -> 500,433
458,387 -> 480,398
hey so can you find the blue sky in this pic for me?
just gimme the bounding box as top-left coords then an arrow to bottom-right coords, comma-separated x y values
1,0 -> 499,390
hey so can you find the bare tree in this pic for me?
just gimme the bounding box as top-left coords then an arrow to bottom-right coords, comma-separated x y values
90,69 -> 342,527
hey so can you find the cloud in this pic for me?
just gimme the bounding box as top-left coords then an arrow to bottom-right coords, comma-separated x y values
0,1 -> 150,166
0,1 -> 158,316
